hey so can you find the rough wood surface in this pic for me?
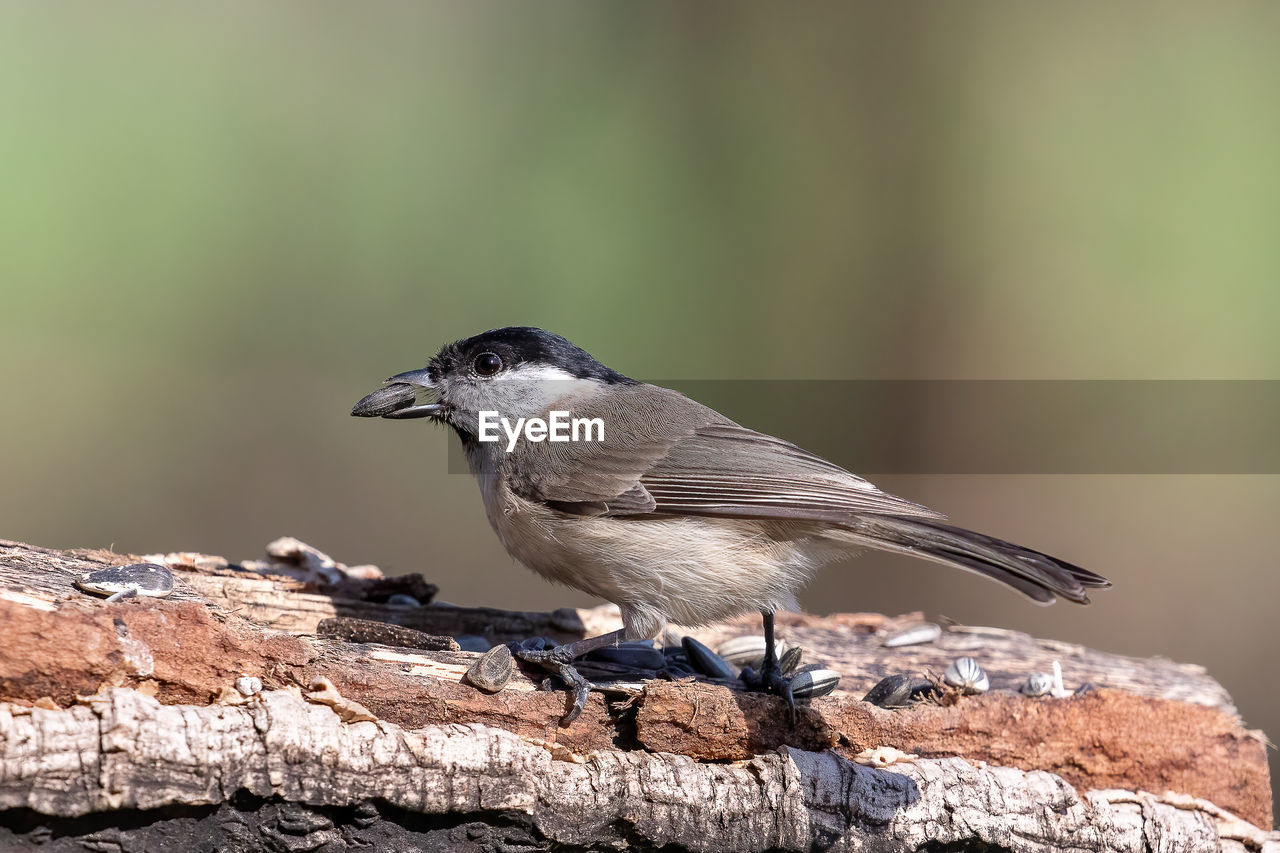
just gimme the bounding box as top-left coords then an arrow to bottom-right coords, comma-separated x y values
0,537 -> 1275,851
2,687 -> 1276,853
0,538 -> 1234,708
696,610 -> 1239,715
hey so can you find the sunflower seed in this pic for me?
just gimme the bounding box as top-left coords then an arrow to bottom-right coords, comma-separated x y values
350,382 -> 417,417
235,676 -> 263,697
518,636 -> 549,652
583,644 -> 666,670
882,621 -> 942,648
76,563 -> 174,599
1022,672 -> 1054,696
944,657 -> 989,694
717,635 -> 786,671
790,668 -> 841,698
682,636 -> 737,680
778,646 -> 804,676
464,644 -> 513,693
453,634 -> 492,653
863,673 -> 934,707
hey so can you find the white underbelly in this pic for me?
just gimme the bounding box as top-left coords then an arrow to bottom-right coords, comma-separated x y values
482,483 -> 834,629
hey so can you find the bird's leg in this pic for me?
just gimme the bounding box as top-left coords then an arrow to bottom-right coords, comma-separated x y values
741,610 -> 796,725
511,628 -> 627,726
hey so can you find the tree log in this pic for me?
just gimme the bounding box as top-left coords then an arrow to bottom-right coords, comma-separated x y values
0,537 -> 1275,852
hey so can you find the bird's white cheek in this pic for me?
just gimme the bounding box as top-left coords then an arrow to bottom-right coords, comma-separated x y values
478,378 -> 597,421
492,365 -> 578,382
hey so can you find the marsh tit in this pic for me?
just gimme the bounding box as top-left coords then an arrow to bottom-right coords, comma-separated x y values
352,327 -> 1109,724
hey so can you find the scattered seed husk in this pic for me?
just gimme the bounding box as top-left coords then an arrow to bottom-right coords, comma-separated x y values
790,668 -> 840,698
862,673 -> 935,707
76,563 -> 174,599
453,634 -> 492,653
682,636 -> 737,680
778,645 -> 804,676
717,635 -> 786,671
234,675 -> 263,697
464,644 -> 514,693
882,621 -> 942,648
1021,672 -> 1054,696
583,643 -> 666,670
943,657 -> 989,694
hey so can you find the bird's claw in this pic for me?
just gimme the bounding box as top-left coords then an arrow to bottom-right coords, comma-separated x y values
512,645 -> 592,726
742,663 -> 796,726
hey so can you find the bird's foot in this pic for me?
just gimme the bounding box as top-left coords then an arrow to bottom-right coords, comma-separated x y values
741,661 -> 796,726
511,642 -> 592,726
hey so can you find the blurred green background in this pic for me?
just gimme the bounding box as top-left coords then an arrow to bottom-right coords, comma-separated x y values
2,1 -> 1276,820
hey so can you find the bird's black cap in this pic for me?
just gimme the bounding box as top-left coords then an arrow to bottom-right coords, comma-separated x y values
432,326 -> 636,384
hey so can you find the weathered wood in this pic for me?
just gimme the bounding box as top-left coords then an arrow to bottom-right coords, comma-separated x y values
0,537 -> 1275,851
0,688 -> 1275,853
689,610 -> 1238,715
633,680 -> 1272,828
1,538 -> 1232,707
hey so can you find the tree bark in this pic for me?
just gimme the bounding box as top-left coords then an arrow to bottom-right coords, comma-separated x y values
0,538 -> 1275,852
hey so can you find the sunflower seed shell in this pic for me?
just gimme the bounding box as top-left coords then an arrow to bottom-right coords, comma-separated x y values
717,635 -> 786,671
882,622 -> 942,648
1022,672 -> 1054,696
76,563 -> 174,599
944,657 -> 989,694
682,636 -> 738,680
465,644 -> 514,693
790,668 -> 841,698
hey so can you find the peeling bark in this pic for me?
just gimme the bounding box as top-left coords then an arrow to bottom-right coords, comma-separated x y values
0,538 -> 1275,852
0,689 -> 1275,852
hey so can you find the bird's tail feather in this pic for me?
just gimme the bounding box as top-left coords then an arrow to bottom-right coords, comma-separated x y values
839,516 -> 1110,604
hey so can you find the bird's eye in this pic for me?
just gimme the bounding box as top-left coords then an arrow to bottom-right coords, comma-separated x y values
473,352 -> 502,376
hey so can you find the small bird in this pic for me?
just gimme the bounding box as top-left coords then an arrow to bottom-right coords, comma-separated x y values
352,327 -> 1109,724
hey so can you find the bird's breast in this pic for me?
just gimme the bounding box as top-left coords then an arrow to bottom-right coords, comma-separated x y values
473,475 -> 824,626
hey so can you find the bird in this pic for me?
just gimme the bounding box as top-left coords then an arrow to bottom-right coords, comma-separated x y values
351,326 -> 1110,724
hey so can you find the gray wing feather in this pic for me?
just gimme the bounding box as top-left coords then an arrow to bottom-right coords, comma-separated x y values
504,384 -> 695,513
505,384 -> 942,522
640,423 -> 943,521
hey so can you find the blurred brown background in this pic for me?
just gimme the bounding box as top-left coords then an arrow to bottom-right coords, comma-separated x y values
1,2 -> 1276,819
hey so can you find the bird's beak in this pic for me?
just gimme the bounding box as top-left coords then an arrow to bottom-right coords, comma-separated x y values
350,368 -> 443,419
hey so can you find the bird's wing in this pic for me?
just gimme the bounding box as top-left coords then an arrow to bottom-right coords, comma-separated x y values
503,384 -> 696,516
506,384 -> 943,522
637,422 -> 943,522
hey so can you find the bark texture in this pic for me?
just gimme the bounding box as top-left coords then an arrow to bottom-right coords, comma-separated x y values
2,687 -> 1276,853
0,537 -> 1275,852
